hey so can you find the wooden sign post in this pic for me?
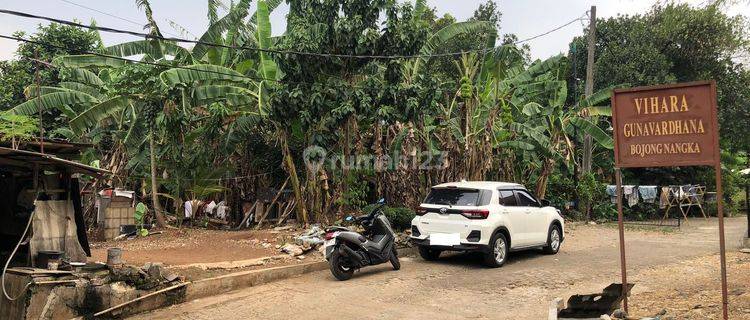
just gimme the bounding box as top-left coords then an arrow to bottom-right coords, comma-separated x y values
611,81 -> 728,319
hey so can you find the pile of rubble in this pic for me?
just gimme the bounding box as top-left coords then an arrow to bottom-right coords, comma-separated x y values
275,224 -> 413,259
278,225 -> 325,260
107,262 -> 181,290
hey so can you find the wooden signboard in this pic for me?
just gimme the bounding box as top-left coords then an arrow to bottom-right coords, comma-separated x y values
612,81 -> 719,168
610,80 -> 728,319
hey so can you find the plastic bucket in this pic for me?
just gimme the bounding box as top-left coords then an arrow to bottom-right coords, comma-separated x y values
106,247 -> 123,266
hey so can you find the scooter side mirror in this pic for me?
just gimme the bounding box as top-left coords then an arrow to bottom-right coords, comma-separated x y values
377,198 -> 385,204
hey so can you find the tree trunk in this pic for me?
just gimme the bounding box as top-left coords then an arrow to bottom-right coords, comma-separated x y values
280,130 -> 307,225
149,132 -> 167,228
535,158 -> 555,199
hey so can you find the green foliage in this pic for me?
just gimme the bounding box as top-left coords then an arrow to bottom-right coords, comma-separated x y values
255,0 -> 277,80
383,207 -> 416,231
0,22 -> 101,132
9,0 -> 744,227
544,173 -> 576,209
0,112 -> 38,146
337,173 -> 370,209
568,3 -> 750,153
362,204 -> 416,231
576,172 -> 598,208
577,172 -> 609,220
135,202 -> 147,224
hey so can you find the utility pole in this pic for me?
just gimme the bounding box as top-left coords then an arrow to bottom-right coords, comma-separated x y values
581,6 -> 596,220
34,50 -> 44,154
582,6 -> 596,174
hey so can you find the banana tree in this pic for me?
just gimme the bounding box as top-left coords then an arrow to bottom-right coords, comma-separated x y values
500,55 -> 615,199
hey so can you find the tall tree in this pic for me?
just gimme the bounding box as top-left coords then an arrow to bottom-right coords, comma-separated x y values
0,22 -> 101,131
568,3 -> 750,154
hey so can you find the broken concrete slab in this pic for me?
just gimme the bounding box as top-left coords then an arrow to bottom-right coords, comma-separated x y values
280,243 -> 304,256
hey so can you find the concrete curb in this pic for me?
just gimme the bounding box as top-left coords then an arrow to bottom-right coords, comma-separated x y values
185,260 -> 329,301
122,245 -> 418,318
185,245 -> 417,300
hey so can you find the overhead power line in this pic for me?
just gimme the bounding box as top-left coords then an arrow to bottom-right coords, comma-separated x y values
58,0 -> 145,28
57,0 -> 184,38
0,8 -> 493,59
513,13 -> 588,45
0,33 -> 375,90
0,8 -> 589,60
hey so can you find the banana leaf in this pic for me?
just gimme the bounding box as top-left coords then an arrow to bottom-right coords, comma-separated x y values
59,82 -> 102,98
10,91 -> 99,117
68,68 -> 104,87
256,0 -> 278,81
24,86 -> 68,99
411,21 -> 496,78
56,55 -> 128,68
570,117 -> 614,149
160,64 -> 249,86
69,96 -> 131,134
192,0 -> 252,60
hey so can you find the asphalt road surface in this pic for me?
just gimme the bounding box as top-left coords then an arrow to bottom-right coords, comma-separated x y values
131,217 -> 748,320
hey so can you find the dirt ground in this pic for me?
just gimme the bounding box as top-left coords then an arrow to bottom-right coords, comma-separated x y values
629,252 -> 750,319
130,217 -> 749,320
89,227 -> 303,266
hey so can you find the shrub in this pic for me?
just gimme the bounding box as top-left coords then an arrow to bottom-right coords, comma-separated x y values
362,204 -> 415,231
383,207 -> 416,231
337,172 -> 370,209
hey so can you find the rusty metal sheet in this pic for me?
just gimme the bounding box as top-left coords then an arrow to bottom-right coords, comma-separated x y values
611,81 -> 719,168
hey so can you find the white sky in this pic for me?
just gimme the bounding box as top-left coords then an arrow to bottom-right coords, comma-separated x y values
0,0 -> 748,61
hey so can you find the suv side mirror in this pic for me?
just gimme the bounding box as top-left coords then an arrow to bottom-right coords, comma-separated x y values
540,199 -> 551,207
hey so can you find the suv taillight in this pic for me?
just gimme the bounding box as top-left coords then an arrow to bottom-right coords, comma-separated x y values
461,209 -> 489,219
415,206 -> 427,216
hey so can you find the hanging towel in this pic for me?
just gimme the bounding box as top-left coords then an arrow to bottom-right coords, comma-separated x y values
204,201 -> 217,215
680,185 -> 692,200
639,186 -> 658,203
606,185 -> 617,204
216,201 -> 228,219
623,185 -> 638,207
660,186 -> 670,209
184,200 -> 192,219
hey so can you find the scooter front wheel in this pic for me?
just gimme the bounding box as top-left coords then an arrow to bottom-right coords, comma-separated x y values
329,249 -> 354,281
389,246 -> 401,270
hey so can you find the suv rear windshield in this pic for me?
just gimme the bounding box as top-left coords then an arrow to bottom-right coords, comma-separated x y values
424,188 -> 489,206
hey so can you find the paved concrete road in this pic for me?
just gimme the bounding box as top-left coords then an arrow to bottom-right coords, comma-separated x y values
131,218 -> 748,320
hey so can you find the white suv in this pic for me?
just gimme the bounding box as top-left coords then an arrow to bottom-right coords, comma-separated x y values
410,181 -> 564,267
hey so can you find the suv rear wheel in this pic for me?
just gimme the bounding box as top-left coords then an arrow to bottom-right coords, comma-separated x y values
418,246 -> 442,261
483,232 -> 508,268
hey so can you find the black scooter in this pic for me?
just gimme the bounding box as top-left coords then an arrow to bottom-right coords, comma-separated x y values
324,199 -> 400,280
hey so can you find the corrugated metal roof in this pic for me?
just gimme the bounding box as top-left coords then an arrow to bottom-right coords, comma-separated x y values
0,137 -> 93,158
0,147 -> 109,176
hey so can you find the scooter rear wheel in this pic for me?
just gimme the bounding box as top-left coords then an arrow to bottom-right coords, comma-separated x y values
389,246 -> 401,270
329,249 -> 354,281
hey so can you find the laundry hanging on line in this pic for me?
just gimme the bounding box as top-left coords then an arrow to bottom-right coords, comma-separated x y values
605,185 -> 639,207
638,186 -> 658,203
